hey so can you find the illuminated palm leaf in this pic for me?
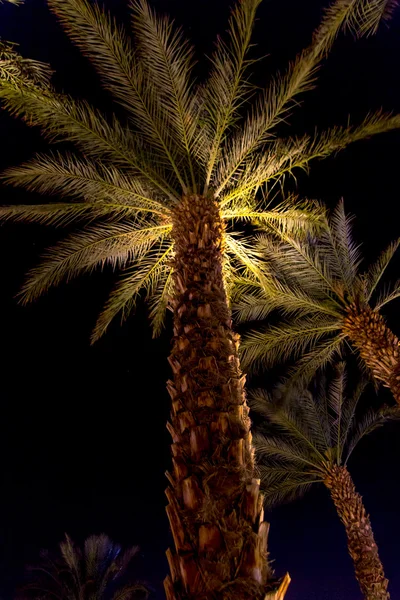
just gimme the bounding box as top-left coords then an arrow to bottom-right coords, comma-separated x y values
0,0 -> 398,339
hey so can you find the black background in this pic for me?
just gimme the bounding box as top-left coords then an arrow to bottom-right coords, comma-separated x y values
0,1 -> 400,598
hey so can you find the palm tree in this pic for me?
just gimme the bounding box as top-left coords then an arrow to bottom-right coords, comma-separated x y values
239,201 -> 400,402
0,1 -> 399,597
18,534 -> 149,600
251,365 -> 399,600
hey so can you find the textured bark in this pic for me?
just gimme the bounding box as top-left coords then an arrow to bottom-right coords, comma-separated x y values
164,195 -> 283,600
325,465 -> 389,600
343,304 -> 400,404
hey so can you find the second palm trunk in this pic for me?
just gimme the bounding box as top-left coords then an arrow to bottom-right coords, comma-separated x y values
164,195 -> 272,600
325,465 -> 389,600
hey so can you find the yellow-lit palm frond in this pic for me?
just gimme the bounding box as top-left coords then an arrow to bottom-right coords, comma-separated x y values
0,0 -> 399,338
239,200 -> 400,382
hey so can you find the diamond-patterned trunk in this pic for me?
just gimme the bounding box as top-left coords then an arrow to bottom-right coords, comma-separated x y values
324,465 -> 389,600
343,304 -> 400,404
163,195 -> 276,600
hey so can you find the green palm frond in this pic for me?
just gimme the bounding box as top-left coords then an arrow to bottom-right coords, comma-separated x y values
2,152 -> 170,218
241,316 -> 340,371
22,534 -> 148,600
374,279 -> 400,310
1,0 -> 399,339
92,241 -> 173,342
287,334 -> 346,388
253,364 -> 399,509
19,223 -> 171,304
202,0 -> 262,191
213,0 -> 398,197
365,238 -> 400,301
240,199 -> 400,383
130,0 -> 199,191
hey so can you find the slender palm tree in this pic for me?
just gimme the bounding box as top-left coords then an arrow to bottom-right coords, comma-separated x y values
0,1 -> 399,598
18,534 -> 149,600
251,365 -> 399,600
239,201 -> 400,402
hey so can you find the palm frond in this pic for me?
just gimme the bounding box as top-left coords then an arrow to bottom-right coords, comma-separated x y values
365,238 -> 400,301
19,223 -> 171,304
202,0 -> 262,190
374,279 -> 400,310
263,112 -> 400,185
258,466 -> 321,508
0,70 -> 178,200
3,152 -> 171,218
253,433 -> 321,471
92,241 -> 173,342
287,334 -> 346,388
214,0 -> 396,196
241,316 -> 340,371
328,200 -> 363,296
345,405 -> 400,462
0,41 -> 52,87
130,0 -> 199,191
48,0 -> 186,189
148,268 -> 174,337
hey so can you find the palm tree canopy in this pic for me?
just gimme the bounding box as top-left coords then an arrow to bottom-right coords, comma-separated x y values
18,534 -> 149,600
252,364 -> 399,508
0,0 -> 399,340
238,200 -> 400,381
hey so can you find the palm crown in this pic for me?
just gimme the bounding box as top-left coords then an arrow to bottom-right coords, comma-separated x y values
239,201 -> 400,386
251,364 -> 397,507
0,0 -> 399,340
19,534 -> 148,600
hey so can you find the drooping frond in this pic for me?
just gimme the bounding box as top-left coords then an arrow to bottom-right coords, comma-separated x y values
19,222 -> 171,304
287,335 -> 346,388
130,0 -> 199,191
92,240 -> 173,342
240,316 -> 341,371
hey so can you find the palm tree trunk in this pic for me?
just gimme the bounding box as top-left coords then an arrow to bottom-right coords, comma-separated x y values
324,465 -> 389,600
343,304 -> 400,404
163,194 -> 277,600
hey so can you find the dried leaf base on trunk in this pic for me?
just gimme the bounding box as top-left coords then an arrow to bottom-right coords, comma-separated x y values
343,305 -> 400,403
164,195 -> 284,600
325,465 -> 389,600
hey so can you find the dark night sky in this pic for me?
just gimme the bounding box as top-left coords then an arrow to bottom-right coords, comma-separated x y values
1,1 -> 400,599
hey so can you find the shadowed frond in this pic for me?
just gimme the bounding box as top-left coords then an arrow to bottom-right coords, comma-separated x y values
20,534 -> 149,600
253,364 -> 399,509
241,316 -> 341,371
366,239 -> 400,301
